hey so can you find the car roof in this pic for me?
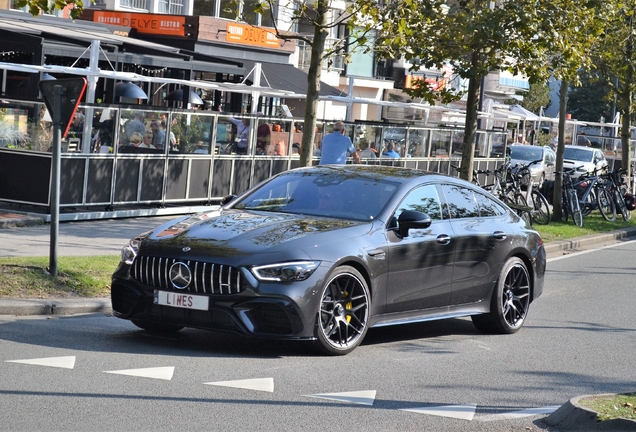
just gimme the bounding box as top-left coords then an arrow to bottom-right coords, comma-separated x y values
286,165 -> 450,186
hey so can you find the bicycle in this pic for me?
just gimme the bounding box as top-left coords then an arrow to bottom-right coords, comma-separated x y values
509,160 -> 551,225
559,168 -> 583,227
573,167 -> 616,222
605,167 -> 632,221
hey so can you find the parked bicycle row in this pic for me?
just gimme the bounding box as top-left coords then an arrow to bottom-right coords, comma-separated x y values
453,161 -> 635,228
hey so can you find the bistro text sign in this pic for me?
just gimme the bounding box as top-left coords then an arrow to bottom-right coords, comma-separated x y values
93,11 -> 186,36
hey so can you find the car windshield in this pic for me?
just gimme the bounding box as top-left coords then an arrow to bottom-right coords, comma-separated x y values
233,171 -> 399,221
510,147 -> 543,162
564,147 -> 593,162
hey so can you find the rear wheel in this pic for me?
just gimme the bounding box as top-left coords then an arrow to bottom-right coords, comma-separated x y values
472,257 -> 530,334
315,266 -> 370,355
529,190 -> 550,225
568,189 -> 584,227
131,319 -> 184,333
597,186 -> 616,222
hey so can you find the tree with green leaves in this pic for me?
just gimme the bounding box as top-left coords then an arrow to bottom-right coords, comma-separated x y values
256,0 -> 376,167
16,0 -> 83,19
369,0 -> 562,182
567,73 -> 613,123
588,4 -> 636,179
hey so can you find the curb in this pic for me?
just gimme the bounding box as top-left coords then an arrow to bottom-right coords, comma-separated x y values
0,298 -> 112,316
0,213 -> 46,229
543,226 -> 636,255
545,394 -> 636,430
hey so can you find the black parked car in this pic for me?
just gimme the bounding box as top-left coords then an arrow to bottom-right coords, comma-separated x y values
111,165 -> 546,355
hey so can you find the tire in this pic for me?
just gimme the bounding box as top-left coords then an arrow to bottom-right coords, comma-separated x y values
314,266 -> 370,355
580,187 -> 594,217
513,194 -> 532,226
597,186 -> 616,222
568,189 -> 584,227
471,257 -> 531,334
614,189 -> 631,221
530,190 -> 550,225
131,319 -> 184,333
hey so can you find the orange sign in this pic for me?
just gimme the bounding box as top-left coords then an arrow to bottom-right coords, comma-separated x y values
225,22 -> 279,48
405,75 -> 448,91
93,11 -> 185,36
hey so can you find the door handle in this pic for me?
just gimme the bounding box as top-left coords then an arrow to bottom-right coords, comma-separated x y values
436,234 -> 451,245
493,231 -> 507,240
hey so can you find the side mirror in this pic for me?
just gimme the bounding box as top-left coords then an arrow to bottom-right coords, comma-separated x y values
220,194 -> 238,206
397,210 -> 432,237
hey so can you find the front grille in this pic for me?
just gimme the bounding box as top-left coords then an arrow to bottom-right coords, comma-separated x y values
131,256 -> 244,295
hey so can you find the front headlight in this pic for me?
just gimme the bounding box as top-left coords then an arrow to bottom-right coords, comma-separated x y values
251,261 -> 321,282
121,230 -> 152,265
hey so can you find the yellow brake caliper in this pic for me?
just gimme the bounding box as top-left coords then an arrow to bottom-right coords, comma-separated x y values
344,291 -> 352,323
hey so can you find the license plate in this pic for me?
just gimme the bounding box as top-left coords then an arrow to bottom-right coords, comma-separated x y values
154,290 -> 209,311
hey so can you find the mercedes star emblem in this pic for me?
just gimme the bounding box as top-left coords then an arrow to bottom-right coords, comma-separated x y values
169,262 -> 192,289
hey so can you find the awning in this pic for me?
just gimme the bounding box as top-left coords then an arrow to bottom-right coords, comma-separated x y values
509,104 -> 541,121
0,10 -> 243,75
242,61 -> 342,98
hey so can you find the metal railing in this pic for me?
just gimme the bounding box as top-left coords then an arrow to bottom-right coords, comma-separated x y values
298,37 -> 345,72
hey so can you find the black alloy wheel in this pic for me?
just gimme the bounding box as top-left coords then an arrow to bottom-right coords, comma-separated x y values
472,257 -> 530,334
315,266 -> 370,355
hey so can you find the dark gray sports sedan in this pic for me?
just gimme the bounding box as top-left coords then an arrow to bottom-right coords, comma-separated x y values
111,165 -> 546,355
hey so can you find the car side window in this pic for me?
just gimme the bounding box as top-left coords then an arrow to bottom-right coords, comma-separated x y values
394,184 -> 443,222
474,190 -> 506,217
441,184 -> 479,219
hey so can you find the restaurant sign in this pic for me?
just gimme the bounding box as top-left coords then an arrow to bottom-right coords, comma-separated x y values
93,11 -> 185,36
225,22 -> 280,48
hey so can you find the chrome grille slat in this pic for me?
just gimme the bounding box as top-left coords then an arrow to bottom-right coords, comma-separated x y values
131,256 -> 243,295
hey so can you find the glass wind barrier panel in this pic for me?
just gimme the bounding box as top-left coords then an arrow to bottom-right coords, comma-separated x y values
0,100 -> 51,152
378,126 -> 407,158
267,119 -> 296,156
117,109 -> 169,154
352,123 -> 380,160
286,121 -> 322,157
90,107 -> 118,154
171,112 -> 214,154
406,129 -> 430,158
430,129 -> 452,158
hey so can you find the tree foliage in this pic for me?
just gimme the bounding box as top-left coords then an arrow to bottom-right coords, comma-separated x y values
567,73 -> 613,122
16,0 -> 83,19
257,0 -> 377,167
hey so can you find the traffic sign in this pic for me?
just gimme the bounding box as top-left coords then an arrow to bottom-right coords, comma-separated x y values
39,77 -> 87,138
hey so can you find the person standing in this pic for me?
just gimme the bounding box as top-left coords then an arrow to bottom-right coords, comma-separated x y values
319,121 -> 360,165
151,120 -> 166,149
229,117 -> 250,155
255,113 -> 271,155
124,112 -> 146,143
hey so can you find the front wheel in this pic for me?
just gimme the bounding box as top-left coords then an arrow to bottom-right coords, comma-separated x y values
568,189 -> 584,227
315,266 -> 370,355
471,257 -> 531,334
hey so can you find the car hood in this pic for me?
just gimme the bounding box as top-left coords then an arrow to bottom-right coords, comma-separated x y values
140,209 -> 369,259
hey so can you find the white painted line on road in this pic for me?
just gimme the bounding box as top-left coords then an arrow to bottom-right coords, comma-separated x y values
304,390 -> 376,406
400,404 -> 477,420
204,378 -> 274,393
103,366 -> 174,380
5,355 -> 76,369
475,405 -> 560,421
548,239 -> 636,262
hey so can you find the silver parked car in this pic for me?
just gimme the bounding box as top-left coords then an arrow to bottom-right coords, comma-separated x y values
509,145 -> 556,187
563,146 -> 608,175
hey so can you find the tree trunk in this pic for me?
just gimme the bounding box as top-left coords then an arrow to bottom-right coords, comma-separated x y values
552,79 -> 568,221
621,35 -> 633,176
299,1 -> 329,167
460,53 -> 481,183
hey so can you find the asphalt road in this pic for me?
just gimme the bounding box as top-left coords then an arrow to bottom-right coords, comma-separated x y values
1,238 -> 636,431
